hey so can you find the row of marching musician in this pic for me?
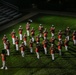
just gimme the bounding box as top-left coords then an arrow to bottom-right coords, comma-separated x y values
1,21 -> 76,70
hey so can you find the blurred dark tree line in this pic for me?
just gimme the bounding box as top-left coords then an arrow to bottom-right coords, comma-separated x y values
2,0 -> 76,12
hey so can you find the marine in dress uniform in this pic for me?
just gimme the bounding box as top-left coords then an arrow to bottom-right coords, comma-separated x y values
50,25 -> 55,37
15,36 -> 19,51
43,28 -> 48,40
2,35 -> 7,49
31,27 -> 35,42
58,30 -> 62,41
23,33 -> 27,46
50,36 -> 55,46
38,24 -> 44,37
58,41 -> 62,55
6,40 -> 10,56
19,42 -> 25,57
0,50 -> 8,70
50,45 -> 55,60
65,27 -> 70,41
18,26 -> 23,41
72,31 -> 76,45
29,39 -> 33,53
11,29 -> 16,45
35,45 -> 39,59
43,39 -> 48,55
26,22 -> 30,36
36,35 -> 40,44
64,38 -> 69,51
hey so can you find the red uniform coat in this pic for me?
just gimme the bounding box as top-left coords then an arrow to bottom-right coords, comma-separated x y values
19,29 -> 23,34
50,27 -> 55,33
35,48 -> 39,52
58,42 -> 62,50
2,37 -> 7,43
11,32 -> 16,38
1,54 -> 6,61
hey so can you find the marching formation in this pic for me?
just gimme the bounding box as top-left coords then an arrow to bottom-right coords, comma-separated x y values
1,20 -> 76,70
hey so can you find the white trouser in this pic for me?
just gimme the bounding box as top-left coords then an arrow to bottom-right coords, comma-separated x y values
6,49 -> 10,56
19,34 -> 22,40
30,47 -> 33,53
73,40 -> 76,45
51,44 -> 54,46
36,42 -> 39,44
36,52 -> 39,59
51,33 -> 54,37
59,38 -> 61,41
66,36 -> 69,41
1,61 -> 7,70
39,33 -> 42,37
59,49 -> 61,55
44,47 -> 47,54
21,51 -> 24,57
12,38 -> 15,45
4,43 -> 6,49
32,37 -> 34,42
16,44 -> 19,51
44,37 -> 47,40
24,41 -> 27,46
65,46 -> 68,51
51,54 -> 54,60
27,30 -> 30,36
2,61 -> 5,68
1,61 -> 5,69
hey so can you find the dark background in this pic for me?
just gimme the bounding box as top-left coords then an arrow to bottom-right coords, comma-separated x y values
1,0 -> 76,12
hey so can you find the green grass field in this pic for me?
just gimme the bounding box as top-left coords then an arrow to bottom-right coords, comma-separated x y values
0,14 -> 76,75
